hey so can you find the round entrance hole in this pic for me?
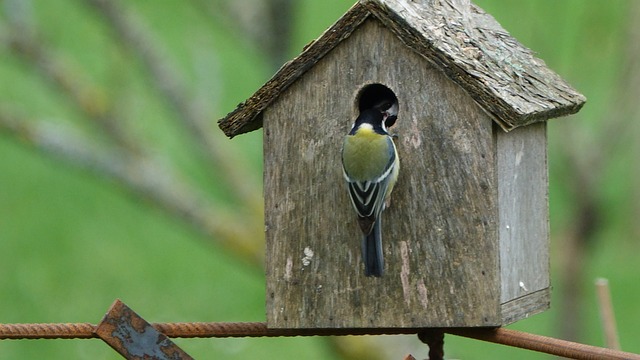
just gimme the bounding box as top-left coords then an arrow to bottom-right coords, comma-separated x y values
355,83 -> 399,128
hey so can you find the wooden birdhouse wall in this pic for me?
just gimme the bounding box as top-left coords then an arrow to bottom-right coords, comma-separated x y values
496,122 -> 550,323
262,17 -> 543,329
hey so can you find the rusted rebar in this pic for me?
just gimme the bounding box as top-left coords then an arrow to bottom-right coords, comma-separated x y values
0,323 -> 96,339
446,327 -> 639,360
0,322 -> 419,340
2,321 -> 640,360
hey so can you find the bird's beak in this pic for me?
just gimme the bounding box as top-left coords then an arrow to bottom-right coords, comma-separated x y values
386,102 -> 399,118
384,102 -> 399,128
384,114 -> 398,128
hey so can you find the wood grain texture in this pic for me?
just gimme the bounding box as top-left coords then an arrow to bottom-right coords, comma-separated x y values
264,19 -> 500,329
500,288 -> 550,325
219,0 -> 585,138
496,122 -> 550,307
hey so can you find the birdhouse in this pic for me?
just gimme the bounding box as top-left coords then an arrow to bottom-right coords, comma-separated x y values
218,0 -> 585,329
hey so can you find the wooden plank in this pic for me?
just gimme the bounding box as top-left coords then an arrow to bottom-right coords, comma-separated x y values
496,122 -> 550,308
500,288 -> 550,325
265,19 -> 500,329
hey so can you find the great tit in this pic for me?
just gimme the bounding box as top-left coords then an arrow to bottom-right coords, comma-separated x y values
341,101 -> 399,277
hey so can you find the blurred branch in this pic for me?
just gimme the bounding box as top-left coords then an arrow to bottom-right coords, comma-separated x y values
1,0 -> 267,266
83,0 -> 262,216
561,0 -> 640,190
595,278 -> 621,350
265,0 -> 295,68
0,106 -> 261,266
557,0 -> 640,247
3,0 -> 36,39
1,9 -> 263,265
4,24 -> 141,154
236,0 -> 296,69
190,0 -> 296,70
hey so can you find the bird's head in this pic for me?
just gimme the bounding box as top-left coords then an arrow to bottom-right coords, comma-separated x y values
372,99 -> 399,128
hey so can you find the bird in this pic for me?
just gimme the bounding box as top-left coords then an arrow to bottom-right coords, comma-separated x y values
341,100 -> 399,277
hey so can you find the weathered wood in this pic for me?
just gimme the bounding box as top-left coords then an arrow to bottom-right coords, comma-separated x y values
265,19 -> 500,329
363,0 -> 585,130
496,122 -> 550,308
219,2 -> 371,138
222,0 -> 575,330
218,0 -> 586,138
500,288 -> 550,325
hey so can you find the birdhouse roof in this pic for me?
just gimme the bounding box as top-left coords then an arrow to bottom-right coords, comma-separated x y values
218,0 -> 586,138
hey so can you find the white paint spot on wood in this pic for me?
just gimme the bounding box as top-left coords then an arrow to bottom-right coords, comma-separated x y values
519,281 -> 528,292
400,241 -> 411,306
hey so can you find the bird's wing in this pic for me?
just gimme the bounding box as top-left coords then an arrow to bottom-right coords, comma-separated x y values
344,139 -> 397,233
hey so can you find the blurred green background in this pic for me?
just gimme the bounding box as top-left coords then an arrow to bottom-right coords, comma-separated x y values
1,0 -> 638,359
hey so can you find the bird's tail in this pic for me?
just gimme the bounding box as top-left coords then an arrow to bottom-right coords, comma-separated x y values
362,217 -> 384,277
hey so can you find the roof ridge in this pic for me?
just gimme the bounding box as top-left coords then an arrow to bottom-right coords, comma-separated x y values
219,0 -> 585,138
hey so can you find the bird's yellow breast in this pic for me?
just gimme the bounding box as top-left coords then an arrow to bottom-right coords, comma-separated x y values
342,128 -> 393,181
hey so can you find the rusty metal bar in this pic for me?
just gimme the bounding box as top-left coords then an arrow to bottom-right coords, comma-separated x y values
2,317 -> 640,360
0,321 -> 419,340
0,323 -> 96,339
445,327 -> 640,360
